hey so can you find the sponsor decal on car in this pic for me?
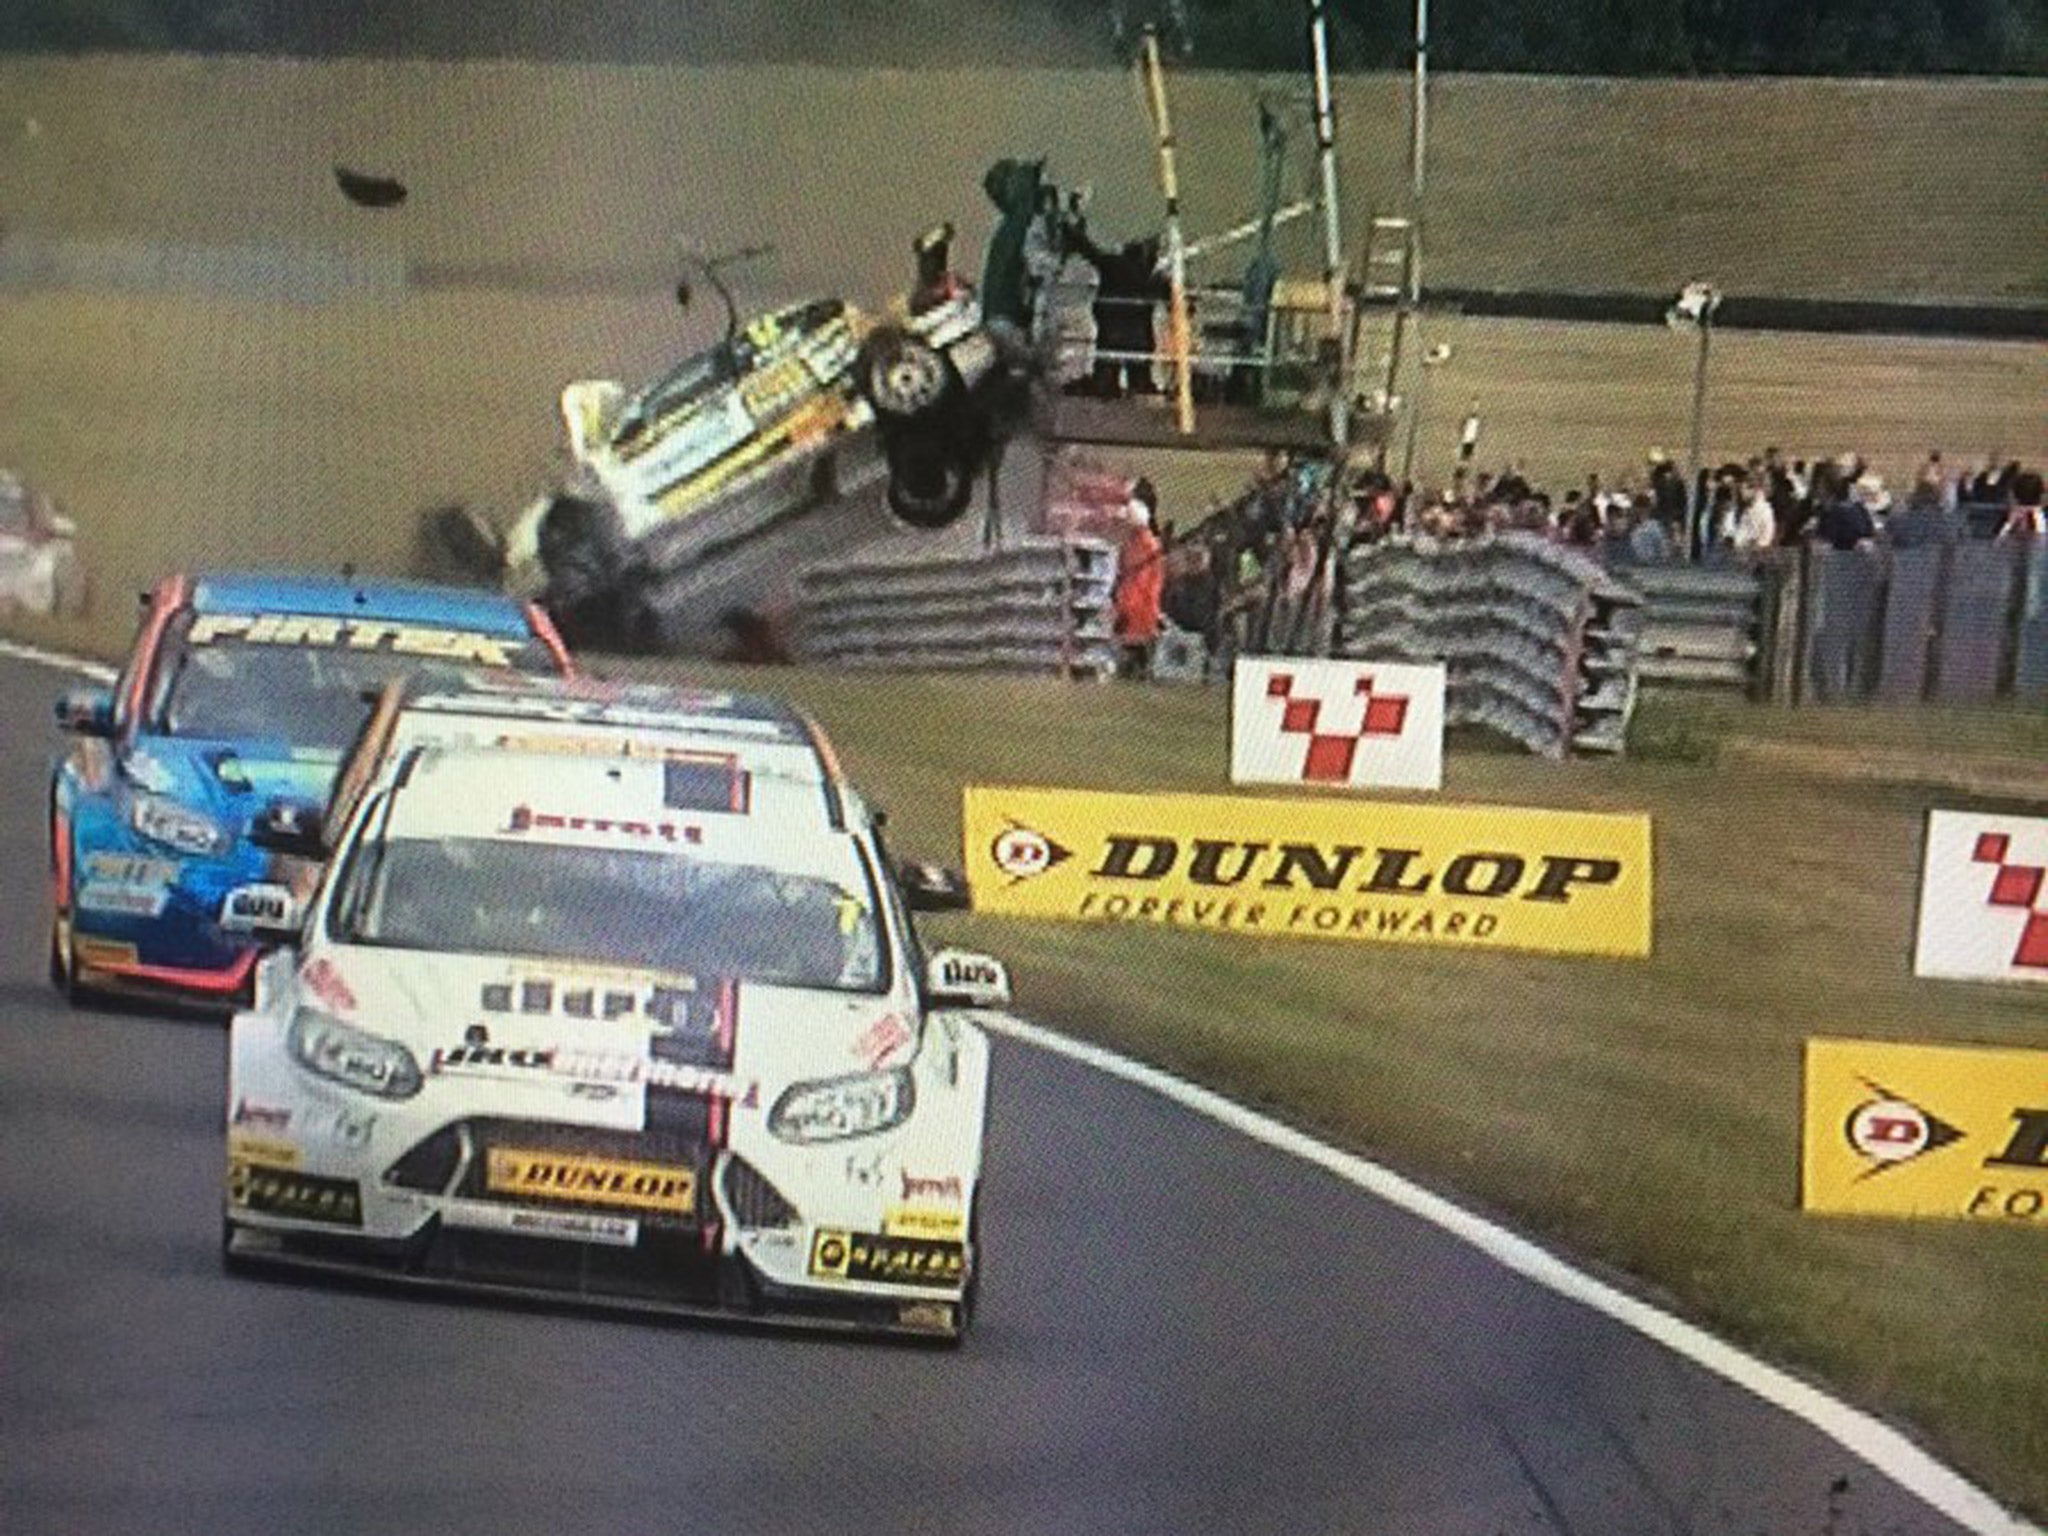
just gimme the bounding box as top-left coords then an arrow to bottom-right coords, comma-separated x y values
479,970 -> 700,1024
72,937 -> 140,969
808,1228 -> 966,1287
1231,658 -> 1447,792
229,1163 -> 363,1227
231,1098 -> 292,1132
937,954 -> 1002,992
737,355 -> 814,419
894,1301 -> 959,1333
963,787 -> 1652,958
550,1049 -> 761,1106
491,734 -> 748,795
485,1149 -> 696,1215
429,1025 -> 558,1076
83,853 -> 180,886
901,1171 -> 964,1203
440,1200 -> 640,1247
853,1012 -> 913,1069
503,805 -> 703,845
219,883 -> 298,933
227,1134 -> 301,1170
883,1207 -> 966,1240
75,882 -> 171,918
1801,1037 -> 2048,1222
187,613 -> 523,668
300,956 -> 357,1013
1913,809 -> 2048,984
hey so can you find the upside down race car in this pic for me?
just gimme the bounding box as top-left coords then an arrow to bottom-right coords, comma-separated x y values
504,288 -> 1018,648
222,678 -> 1006,1339
48,572 -> 571,1007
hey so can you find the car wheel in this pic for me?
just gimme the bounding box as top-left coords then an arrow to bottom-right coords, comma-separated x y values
536,494 -> 628,606
221,1216 -> 255,1274
48,908 -> 90,1007
715,1251 -> 765,1315
860,330 -> 957,421
958,1188 -> 983,1335
47,909 -> 67,992
885,439 -> 974,531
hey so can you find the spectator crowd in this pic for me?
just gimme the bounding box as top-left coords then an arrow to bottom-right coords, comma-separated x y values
1108,444 -> 2044,676
1376,447 -> 2044,562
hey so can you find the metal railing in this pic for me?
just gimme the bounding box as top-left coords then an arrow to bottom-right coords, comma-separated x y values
794,536 -> 1121,678
1615,561 -> 1767,690
1597,533 -> 2048,703
1033,278 -> 1346,402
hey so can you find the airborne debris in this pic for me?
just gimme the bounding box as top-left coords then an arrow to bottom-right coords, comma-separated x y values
333,166 -> 408,209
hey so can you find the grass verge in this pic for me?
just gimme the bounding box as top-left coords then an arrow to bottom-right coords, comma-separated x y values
6,611 -> 2042,1511
618,661 -> 2043,1516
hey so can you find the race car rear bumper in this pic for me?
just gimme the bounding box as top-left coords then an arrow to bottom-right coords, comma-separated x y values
222,1217 -> 965,1340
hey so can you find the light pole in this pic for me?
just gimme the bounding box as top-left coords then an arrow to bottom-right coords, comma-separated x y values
1399,340 -> 1452,489
1667,280 -> 1721,559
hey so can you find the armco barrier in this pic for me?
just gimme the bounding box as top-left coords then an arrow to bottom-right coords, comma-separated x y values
1336,533 -> 1640,757
1621,562 -> 1766,690
1616,539 -> 2047,704
795,536 -> 1119,677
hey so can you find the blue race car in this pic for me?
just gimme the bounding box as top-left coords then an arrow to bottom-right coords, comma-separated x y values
48,571 -> 574,1008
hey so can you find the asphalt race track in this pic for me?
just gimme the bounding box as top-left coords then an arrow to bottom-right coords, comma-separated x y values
0,653 -> 1995,1536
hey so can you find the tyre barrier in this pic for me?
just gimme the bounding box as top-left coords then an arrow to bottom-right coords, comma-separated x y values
795,536 -> 1121,678
1337,533 -> 1642,757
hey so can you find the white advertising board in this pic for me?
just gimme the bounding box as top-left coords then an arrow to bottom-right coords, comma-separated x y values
1914,809 -> 2048,985
1231,657 -> 1447,792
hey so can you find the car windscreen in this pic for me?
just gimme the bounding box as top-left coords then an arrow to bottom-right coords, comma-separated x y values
625,345 -> 740,434
152,614 -> 557,749
333,835 -> 887,993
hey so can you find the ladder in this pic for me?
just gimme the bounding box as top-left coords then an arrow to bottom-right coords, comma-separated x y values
1349,215 -> 1415,417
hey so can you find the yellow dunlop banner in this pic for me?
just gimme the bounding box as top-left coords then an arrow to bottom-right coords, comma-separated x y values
962,786 -> 1652,957
1801,1038 -> 2048,1225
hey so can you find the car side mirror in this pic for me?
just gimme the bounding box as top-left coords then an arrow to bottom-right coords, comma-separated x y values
219,882 -> 305,944
897,858 -> 970,912
248,799 -> 327,860
925,948 -> 1011,1010
55,686 -> 115,738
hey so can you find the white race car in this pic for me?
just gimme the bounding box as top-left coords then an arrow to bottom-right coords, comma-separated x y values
222,678 -> 1006,1339
0,470 -> 85,617
501,288 -> 1017,651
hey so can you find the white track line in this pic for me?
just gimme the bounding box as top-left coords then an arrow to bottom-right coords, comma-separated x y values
0,639 -> 2032,1534
0,637 -> 116,684
983,1013 -> 2041,1536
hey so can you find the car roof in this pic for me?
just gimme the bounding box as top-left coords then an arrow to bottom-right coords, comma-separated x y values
325,675 -> 853,850
399,678 -> 836,785
406,674 -> 810,733
385,748 -> 857,877
186,572 -> 536,636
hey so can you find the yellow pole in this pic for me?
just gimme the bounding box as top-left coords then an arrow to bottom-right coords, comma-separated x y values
1139,27 -> 1196,435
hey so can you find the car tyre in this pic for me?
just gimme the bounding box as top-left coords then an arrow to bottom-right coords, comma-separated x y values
48,908 -> 92,1008
959,1188 -> 982,1335
859,329 -> 957,421
221,1216 -> 257,1275
884,438 -> 974,530
47,910 -> 67,992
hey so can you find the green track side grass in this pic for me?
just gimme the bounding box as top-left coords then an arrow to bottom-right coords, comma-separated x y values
631,662 -> 2047,1517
